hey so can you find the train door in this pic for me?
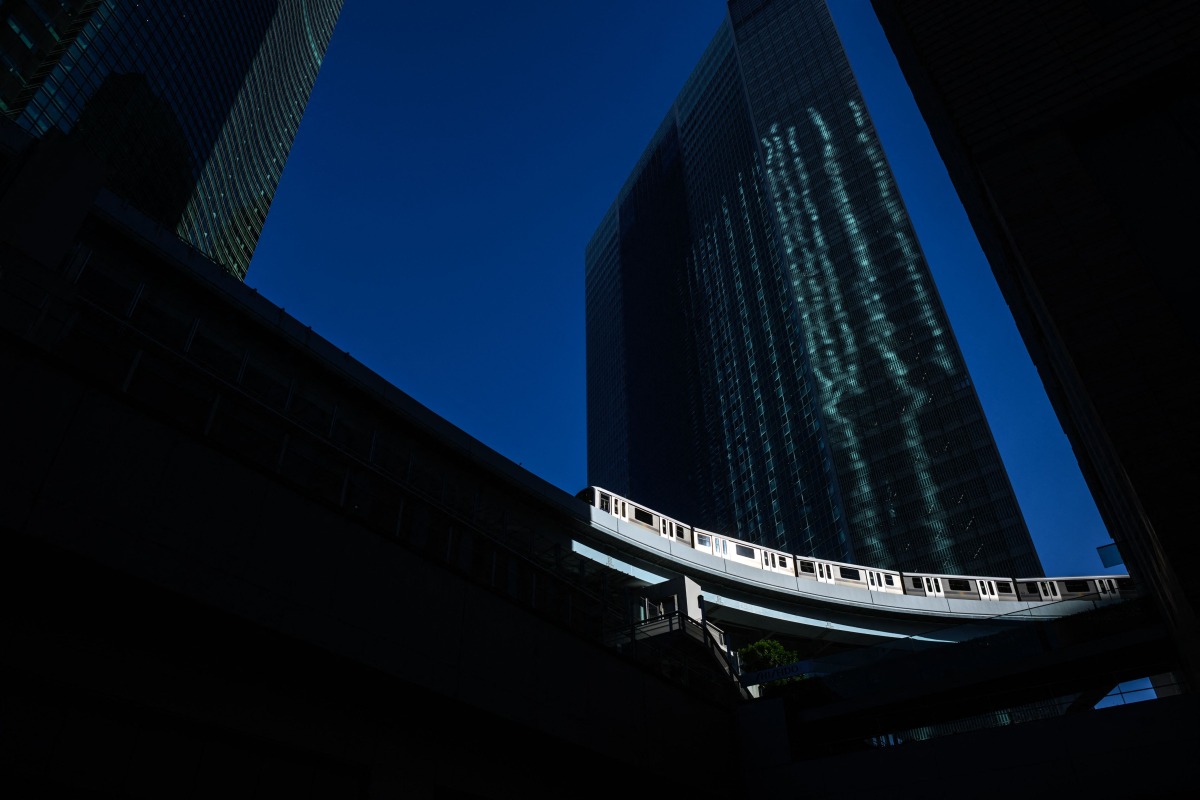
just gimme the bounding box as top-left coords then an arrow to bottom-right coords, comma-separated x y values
709,537 -> 728,559
923,576 -> 945,598
611,497 -> 625,521
1036,580 -> 1060,601
816,561 -> 835,585
977,580 -> 996,600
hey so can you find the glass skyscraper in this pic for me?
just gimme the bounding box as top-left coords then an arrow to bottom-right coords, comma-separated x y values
585,0 -> 1042,577
0,0 -> 343,279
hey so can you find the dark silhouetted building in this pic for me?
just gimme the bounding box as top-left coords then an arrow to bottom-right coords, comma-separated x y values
869,0 -> 1200,689
585,0 -> 1042,578
0,0 -> 343,278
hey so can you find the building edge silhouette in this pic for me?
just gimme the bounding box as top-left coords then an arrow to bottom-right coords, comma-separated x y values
869,0 -> 1200,693
0,117 -> 747,797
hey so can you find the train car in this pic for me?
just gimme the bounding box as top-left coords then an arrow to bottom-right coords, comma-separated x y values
690,526 -> 796,576
796,558 -> 904,595
578,486 -> 693,545
693,528 -> 754,569
1015,575 -> 1132,603
759,545 -> 796,578
583,487 -> 795,576
578,487 -> 1135,610
902,572 -> 1020,601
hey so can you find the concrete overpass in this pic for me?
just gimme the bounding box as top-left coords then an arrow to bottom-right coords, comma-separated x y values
571,505 -> 1135,653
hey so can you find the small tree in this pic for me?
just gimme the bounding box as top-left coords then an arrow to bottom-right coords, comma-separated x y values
738,638 -> 804,691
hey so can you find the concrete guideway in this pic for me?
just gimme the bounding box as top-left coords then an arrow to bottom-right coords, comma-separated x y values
575,506 -> 1127,648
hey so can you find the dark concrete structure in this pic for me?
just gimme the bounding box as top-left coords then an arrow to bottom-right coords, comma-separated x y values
585,0 -> 1042,579
0,0 -> 343,279
0,120 -> 743,798
869,0 -> 1200,691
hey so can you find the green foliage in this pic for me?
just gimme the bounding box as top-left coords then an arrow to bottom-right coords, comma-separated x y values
738,638 -> 804,689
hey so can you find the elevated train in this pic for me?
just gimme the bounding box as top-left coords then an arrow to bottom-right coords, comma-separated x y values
577,486 -> 1133,605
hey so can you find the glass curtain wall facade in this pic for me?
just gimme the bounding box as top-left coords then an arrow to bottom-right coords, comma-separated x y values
0,0 -> 343,279
586,0 -> 1042,577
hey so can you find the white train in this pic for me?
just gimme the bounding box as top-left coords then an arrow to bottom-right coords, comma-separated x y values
577,486 -> 1133,604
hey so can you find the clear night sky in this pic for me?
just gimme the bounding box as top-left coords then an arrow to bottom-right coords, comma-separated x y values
247,0 -> 1119,578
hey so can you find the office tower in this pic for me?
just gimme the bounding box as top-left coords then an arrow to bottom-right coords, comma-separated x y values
585,0 -> 1042,577
0,0 -> 343,279
870,0 -> 1199,687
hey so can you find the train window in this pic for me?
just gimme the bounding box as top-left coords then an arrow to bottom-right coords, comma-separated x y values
696,534 -> 710,547
911,577 -> 922,589
800,561 -> 815,574
735,544 -> 756,559
633,508 -> 653,525
779,557 -> 788,569
1025,582 -> 1039,593
997,582 -> 1013,594
839,567 -> 861,581
947,579 -> 971,592
884,575 -> 894,586
1064,580 -> 1089,593
600,494 -> 610,513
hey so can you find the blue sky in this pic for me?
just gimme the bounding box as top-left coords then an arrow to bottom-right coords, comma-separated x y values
248,0 -> 1118,577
